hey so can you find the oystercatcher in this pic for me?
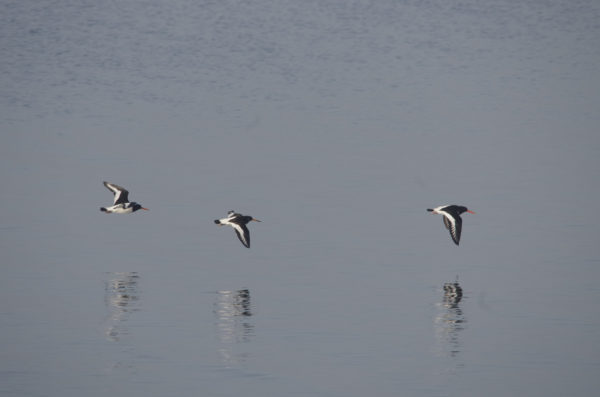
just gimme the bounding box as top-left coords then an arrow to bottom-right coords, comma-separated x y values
427,205 -> 475,245
100,181 -> 148,214
214,210 -> 261,248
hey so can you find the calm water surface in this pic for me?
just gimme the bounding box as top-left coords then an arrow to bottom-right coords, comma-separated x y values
1,1 -> 599,396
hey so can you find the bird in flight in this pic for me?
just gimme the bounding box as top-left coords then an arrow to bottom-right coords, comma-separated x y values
214,210 -> 261,248
100,181 -> 148,214
427,205 -> 475,245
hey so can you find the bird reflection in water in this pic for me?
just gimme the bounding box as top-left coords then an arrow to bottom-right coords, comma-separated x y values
104,272 -> 141,342
213,289 -> 254,367
434,280 -> 466,360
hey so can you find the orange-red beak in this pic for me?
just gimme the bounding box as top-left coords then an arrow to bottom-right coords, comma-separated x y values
467,210 -> 475,214
142,207 -> 149,211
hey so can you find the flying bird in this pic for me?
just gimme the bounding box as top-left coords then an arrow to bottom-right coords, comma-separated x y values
100,181 -> 148,214
427,205 -> 475,245
214,210 -> 261,248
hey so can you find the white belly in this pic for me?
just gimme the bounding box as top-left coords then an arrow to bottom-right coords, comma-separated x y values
104,204 -> 134,214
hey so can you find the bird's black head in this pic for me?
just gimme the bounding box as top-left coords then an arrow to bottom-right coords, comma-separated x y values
426,208 -> 434,212
214,220 -> 221,224
454,206 -> 475,215
131,203 -> 149,212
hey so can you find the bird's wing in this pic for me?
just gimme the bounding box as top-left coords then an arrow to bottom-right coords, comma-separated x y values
442,214 -> 462,245
232,223 -> 250,248
443,215 -> 452,230
103,182 -> 129,205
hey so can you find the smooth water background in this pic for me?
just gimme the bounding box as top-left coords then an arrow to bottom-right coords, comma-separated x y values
1,1 -> 599,396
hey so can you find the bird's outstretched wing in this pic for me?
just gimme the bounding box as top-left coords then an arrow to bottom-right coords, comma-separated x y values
442,214 -> 462,245
103,181 -> 129,205
443,216 -> 451,230
232,223 -> 250,248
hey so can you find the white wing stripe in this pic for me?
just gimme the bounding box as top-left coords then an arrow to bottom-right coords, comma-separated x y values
232,223 -> 249,247
104,182 -> 125,205
441,212 -> 458,243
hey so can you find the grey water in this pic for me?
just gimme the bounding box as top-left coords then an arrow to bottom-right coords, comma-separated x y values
1,0 -> 599,396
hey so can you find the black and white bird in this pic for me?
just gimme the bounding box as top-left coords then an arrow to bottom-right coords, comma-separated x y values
427,205 -> 475,246
100,181 -> 148,214
214,210 -> 261,248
